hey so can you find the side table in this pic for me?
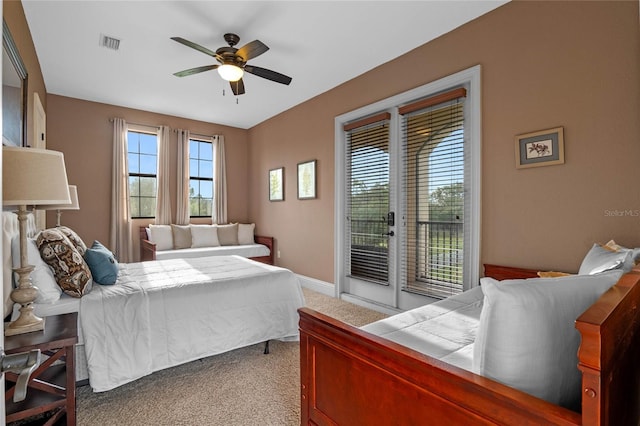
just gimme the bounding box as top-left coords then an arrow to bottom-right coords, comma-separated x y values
4,312 -> 78,425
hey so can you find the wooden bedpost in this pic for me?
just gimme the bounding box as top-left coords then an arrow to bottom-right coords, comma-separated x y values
575,267 -> 640,426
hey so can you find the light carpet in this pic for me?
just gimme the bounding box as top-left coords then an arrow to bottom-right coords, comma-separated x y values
75,287 -> 388,425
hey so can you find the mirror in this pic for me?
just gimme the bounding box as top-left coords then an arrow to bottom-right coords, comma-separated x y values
3,19 -> 28,147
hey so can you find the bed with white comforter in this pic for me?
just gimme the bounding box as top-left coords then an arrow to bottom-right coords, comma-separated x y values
81,255 -> 304,391
15,256 -> 304,391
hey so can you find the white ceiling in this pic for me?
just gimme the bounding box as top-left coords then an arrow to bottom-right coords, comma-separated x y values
23,1 -> 508,129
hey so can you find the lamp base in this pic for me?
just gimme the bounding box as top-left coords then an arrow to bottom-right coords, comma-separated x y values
5,311 -> 45,336
6,264 -> 45,336
6,206 -> 47,336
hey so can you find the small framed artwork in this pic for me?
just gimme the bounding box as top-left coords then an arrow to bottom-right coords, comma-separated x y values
515,126 -> 564,169
269,167 -> 284,201
297,159 -> 317,200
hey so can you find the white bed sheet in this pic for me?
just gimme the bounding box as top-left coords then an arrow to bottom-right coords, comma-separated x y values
361,286 -> 484,371
155,243 -> 269,260
15,293 -> 80,317
80,255 -> 304,392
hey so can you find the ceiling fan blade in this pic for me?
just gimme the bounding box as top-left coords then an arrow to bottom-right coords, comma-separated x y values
230,78 -> 245,96
244,65 -> 292,85
173,65 -> 219,77
236,40 -> 269,61
171,37 -> 221,60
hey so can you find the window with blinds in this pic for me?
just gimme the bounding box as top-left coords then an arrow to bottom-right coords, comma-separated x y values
400,88 -> 467,298
344,113 -> 391,285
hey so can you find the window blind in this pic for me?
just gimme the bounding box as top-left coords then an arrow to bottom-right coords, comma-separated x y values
344,112 -> 391,284
400,88 -> 467,298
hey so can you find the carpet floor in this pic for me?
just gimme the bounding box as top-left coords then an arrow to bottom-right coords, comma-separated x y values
74,287 -> 388,425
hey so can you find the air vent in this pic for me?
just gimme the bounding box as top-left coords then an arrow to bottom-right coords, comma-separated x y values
100,34 -> 121,51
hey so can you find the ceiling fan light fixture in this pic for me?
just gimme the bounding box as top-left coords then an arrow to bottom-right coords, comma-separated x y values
217,64 -> 244,82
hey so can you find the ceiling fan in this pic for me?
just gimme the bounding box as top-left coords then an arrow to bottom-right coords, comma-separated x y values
171,33 -> 292,96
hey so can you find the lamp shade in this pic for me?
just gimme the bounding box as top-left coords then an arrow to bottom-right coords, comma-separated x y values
37,185 -> 79,210
2,146 -> 71,206
217,64 -> 244,82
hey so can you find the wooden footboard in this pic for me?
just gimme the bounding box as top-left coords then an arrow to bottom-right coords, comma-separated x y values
299,266 -> 640,426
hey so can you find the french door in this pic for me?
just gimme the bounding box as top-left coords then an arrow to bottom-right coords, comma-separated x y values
335,66 -> 481,311
343,113 -> 397,307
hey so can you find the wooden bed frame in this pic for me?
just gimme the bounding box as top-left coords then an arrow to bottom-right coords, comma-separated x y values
138,226 -> 275,265
299,264 -> 640,425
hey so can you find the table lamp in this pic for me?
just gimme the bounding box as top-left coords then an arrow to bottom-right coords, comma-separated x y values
2,146 -> 71,336
37,185 -> 79,226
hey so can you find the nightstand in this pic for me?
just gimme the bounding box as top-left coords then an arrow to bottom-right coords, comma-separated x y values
4,312 -> 78,425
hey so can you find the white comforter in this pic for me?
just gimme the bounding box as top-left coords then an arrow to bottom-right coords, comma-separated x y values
361,286 -> 484,371
80,256 -> 305,392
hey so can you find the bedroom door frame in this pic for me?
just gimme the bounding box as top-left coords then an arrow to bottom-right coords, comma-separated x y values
334,65 -> 482,312
33,92 -> 47,231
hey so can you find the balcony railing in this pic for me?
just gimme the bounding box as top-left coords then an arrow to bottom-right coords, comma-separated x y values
348,218 -> 463,292
413,220 -> 463,295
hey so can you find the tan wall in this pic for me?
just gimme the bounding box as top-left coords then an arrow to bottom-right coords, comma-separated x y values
248,0 -> 640,282
3,0 -> 47,149
45,95 -> 250,260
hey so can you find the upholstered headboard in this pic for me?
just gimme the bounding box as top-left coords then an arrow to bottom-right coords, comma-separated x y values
2,211 -> 38,318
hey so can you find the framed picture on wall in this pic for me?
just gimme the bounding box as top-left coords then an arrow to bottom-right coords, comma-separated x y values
515,126 -> 564,169
297,160 -> 317,200
269,167 -> 284,201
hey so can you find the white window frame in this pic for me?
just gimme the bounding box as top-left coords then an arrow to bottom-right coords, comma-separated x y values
188,136 -> 214,218
127,124 -> 159,219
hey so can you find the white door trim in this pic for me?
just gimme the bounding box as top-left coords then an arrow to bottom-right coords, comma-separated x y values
335,65 -> 482,310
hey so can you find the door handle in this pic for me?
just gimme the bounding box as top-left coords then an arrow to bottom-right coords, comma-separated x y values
1,349 -> 41,402
382,231 -> 395,237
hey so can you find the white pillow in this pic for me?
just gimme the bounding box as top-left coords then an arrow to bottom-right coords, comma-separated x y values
603,240 -> 640,265
190,225 -> 220,248
11,236 -> 62,304
473,270 -> 624,411
148,225 -> 173,251
578,243 -> 633,275
238,223 -> 255,245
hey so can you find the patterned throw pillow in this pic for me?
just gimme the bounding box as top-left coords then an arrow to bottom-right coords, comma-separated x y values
57,226 -> 87,255
36,228 -> 92,298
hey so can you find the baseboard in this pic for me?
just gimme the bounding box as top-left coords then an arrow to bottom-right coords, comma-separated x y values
296,274 -> 335,296
339,293 -> 401,316
296,274 -> 401,316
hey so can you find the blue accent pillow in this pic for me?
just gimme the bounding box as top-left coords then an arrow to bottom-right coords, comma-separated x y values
84,240 -> 119,285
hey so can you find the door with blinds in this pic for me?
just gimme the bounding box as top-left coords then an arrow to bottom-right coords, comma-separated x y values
399,88 -> 467,300
337,74 -> 479,310
343,113 -> 396,306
